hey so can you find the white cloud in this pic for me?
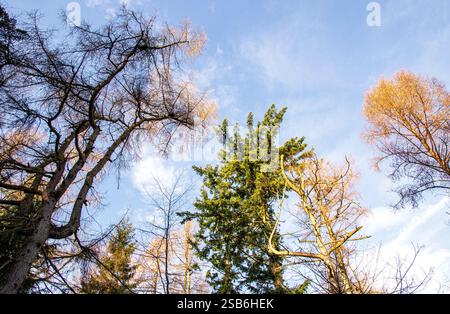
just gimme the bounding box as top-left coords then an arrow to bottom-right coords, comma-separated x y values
238,12 -> 341,91
130,153 -> 199,228
387,197 -> 449,248
131,154 -> 177,194
85,0 -> 109,8
131,206 -> 166,227
363,197 -> 449,245
105,7 -> 116,19
191,58 -> 237,112
360,196 -> 450,292
85,0 -> 142,20
363,206 -> 410,235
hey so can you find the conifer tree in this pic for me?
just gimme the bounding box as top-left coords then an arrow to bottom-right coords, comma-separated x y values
81,220 -> 138,294
0,5 -> 27,87
182,105 -> 311,293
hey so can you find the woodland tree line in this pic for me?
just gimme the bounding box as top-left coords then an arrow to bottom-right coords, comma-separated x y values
0,6 -> 449,294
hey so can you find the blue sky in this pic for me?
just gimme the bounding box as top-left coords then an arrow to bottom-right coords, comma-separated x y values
7,0 -> 450,291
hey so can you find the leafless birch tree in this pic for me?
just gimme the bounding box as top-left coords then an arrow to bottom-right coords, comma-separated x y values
135,172 -> 207,294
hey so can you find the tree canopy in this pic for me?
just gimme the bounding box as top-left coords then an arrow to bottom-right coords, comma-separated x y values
364,71 -> 450,208
182,105 -> 311,293
0,6 -> 214,293
81,220 -> 138,294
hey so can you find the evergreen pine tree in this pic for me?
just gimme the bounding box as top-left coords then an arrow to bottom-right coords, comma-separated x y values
1,5 -> 27,86
81,220 -> 138,294
182,105 -> 311,293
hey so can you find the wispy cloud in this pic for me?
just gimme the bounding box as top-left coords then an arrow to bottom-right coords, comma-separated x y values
131,154 -> 177,195
238,14 -> 340,91
361,196 -> 450,292
85,0 -> 109,8
84,0 -> 142,20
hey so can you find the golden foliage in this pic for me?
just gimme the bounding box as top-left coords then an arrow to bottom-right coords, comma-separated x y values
135,221 -> 208,294
364,71 -> 449,144
270,154 -> 368,293
165,20 -> 207,58
363,71 -> 449,206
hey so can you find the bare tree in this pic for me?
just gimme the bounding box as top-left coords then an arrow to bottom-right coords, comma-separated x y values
346,244 -> 432,294
169,220 -> 202,294
135,172 -> 207,294
363,71 -> 450,208
137,235 -> 163,294
269,154 -> 368,294
0,7 -> 215,293
271,154 -> 431,294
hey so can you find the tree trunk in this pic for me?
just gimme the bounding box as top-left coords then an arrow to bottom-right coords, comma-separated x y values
0,201 -> 54,294
222,249 -> 232,294
335,249 -> 354,294
164,228 -> 170,294
269,253 -> 284,293
183,222 -> 192,294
